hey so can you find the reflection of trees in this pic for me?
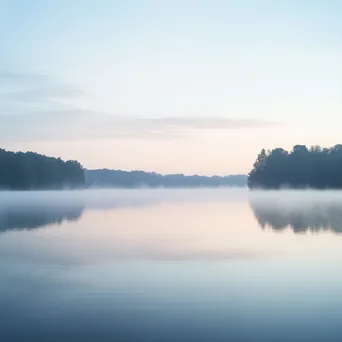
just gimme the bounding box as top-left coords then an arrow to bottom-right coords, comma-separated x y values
250,198 -> 342,234
0,204 -> 84,232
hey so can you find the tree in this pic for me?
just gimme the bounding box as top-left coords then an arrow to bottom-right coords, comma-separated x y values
0,149 -> 85,190
248,144 -> 342,189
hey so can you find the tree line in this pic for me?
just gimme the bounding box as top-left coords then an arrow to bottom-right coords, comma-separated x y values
85,169 -> 247,188
248,144 -> 342,189
0,148 -> 85,190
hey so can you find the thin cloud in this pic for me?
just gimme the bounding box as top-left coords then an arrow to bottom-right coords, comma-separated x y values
0,109 -> 183,142
0,111 -> 283,143
0,71 -> 283,143
0,85 -> 84,103
0,71 -> 50,82
139,116 -> 282,130
0,71 -> 85,107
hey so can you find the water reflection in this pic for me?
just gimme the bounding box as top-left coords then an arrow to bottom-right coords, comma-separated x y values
0,189 -> 270,265
250,192 -> 342,233
0,191 -> 86,232
0,203 -> 84,232
0,188 -> 245,233
2,189 -> 342,342
0,190 -> 162,233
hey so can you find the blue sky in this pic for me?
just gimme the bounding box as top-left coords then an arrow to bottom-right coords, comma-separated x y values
1,0 -> 341,174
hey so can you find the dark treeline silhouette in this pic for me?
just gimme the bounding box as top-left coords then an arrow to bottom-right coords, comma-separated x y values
0,147 -> 246,190
85,169 -> 247,188
250,197 -> 342,234
0,148 -> 85,190
248,144 -> 342,189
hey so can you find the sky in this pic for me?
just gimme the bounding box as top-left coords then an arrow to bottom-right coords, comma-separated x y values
1,0 -> 341,175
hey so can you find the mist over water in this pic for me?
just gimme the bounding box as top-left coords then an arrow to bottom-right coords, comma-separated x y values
250,190 -> 342,233
1,189 -> 342,342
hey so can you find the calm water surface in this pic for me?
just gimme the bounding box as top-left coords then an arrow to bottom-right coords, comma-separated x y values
1,189 -> 342,342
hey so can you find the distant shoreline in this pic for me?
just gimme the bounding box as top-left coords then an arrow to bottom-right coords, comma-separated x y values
0,147 -> 247,190
84,169 -> 247,188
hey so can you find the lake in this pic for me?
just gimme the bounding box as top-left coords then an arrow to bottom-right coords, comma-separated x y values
1,189 -> 342,342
